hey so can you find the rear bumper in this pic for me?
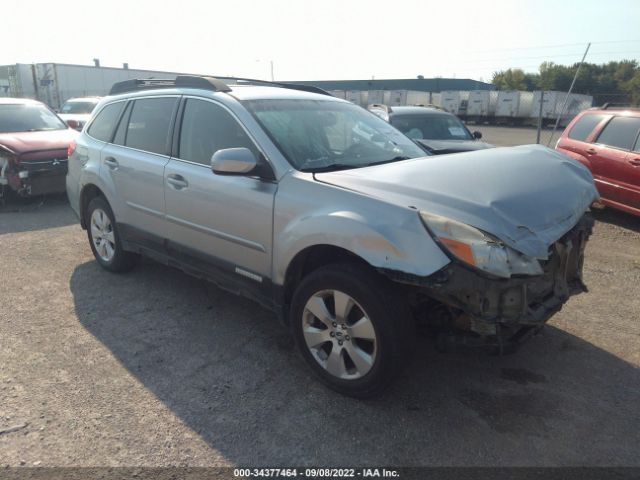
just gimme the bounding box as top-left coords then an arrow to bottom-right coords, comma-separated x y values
386,213 -> 594,334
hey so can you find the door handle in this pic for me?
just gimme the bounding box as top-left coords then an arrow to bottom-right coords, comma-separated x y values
167,174 -> 188,189
629,158 -> 640,167
104,156 -> 119,169
585,148 -> 597,155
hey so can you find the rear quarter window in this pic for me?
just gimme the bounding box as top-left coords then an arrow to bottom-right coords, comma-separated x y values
567,114 -> 608,142
596,116 -> 640,150
87,102 -> 124,142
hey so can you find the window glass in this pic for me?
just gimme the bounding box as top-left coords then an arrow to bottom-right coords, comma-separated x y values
113,102 -> 132,146
634,134 -> 640,153
125,98 -> 177,155
87,102 -> 124,142
0,103 -> 67,133
390,113 -> 473,140
245,99 -> 425,171
568,114 -> 608,141
61,101 -> 99,114
178,99 -> 258,165
596,116 -> 640,150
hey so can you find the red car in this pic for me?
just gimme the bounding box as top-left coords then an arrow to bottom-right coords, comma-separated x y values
556,105 -> 640,216
0,98 -> 77,197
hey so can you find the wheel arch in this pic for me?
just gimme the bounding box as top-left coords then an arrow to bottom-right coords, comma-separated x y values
79,183 -> 107,229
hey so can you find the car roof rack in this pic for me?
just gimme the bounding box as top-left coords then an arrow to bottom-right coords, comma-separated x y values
218,76 -> 331,96
601,102 -> 640,110
109,75 -> 232,95
109,74 -> 332,97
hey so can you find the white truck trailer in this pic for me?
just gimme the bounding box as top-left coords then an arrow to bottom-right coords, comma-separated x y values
0,63 -> 188,110
440,90 -> 470,116
530,91 -> 594,126
495,91 -> 534,125
466,90 -> 498,123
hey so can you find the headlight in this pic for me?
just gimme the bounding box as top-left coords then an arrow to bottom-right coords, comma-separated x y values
419,211 -> 543,278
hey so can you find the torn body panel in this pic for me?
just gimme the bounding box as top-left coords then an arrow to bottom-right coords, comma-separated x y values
383,214 -> 594,348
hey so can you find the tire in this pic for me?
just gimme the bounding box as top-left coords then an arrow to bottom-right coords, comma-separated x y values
86,196 -> 136,272
290,263 -> 415,398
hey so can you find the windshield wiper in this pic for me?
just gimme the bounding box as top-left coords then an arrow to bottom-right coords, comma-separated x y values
300,163 -> 359,173
359,156 -> 412,168
26,127 -> 59,132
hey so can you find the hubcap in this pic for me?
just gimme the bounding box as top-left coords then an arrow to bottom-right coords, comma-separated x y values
90,208 -> 116,262
302,289 -> 377,379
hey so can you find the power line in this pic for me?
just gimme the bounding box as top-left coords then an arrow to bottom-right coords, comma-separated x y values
466,39 -> 640,55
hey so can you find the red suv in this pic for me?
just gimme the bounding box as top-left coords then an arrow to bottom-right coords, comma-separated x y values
556,106 -> 640,216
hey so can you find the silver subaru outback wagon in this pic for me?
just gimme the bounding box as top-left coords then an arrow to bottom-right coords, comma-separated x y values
67,75 -> 598,398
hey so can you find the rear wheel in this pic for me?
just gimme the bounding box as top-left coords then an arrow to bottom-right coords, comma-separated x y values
290,263 -> 414,398
86,196 -> 136,272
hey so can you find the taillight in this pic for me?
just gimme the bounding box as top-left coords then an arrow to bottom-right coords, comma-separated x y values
67,140 -> 77,157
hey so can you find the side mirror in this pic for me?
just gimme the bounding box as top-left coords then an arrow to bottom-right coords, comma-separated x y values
66,119 -> 79,130
211,147 -> 258,176
473,131 -> 482,140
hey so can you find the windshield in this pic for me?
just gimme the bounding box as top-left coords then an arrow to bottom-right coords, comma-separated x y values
0,103 -> 67,133
244,99 -> 426,171
390,113 -> 473,141
61,101 -> 98,114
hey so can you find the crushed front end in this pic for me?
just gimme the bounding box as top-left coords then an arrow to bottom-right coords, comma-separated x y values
0,147 -> 68,197
386,214 -> 594,352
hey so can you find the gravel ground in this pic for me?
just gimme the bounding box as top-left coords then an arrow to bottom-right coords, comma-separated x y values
0,129 -> 639,468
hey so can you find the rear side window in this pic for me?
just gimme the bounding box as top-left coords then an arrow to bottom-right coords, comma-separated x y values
178,98 -> 259,165
125,97 -> 177,155
568,114 -> 608,142
87,102 -> 124,142
596,116 -> 640,150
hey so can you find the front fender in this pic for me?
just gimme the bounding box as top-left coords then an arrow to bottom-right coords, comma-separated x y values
272,174 -> 451,286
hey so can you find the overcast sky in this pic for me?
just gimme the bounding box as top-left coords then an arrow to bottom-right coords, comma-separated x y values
3,0 -> 639,82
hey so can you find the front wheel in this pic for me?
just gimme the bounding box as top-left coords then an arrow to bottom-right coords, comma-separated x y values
290,263 -> 414,398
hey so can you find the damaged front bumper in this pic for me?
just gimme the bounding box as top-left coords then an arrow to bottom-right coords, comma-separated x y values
0,158 -> 68,197
384,214 -> 594,350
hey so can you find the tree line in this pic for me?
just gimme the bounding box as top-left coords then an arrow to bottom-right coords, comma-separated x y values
491,60 -> 640,105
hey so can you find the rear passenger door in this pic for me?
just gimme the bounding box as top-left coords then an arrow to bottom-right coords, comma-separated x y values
592,116 -> 640,209
164,97 -> 276,282
101,96 -> 179,242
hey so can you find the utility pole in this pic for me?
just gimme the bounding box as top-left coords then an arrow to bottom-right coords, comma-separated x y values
536,90 -> 545,144
547,43 -> 591,146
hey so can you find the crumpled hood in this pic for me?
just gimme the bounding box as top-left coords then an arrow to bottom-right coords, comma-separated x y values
416,138 -> 494,154
0,129 -> 77,156
315,145 -> 598,260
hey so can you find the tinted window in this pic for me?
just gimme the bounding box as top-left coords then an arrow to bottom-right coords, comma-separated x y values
125,98 -> 177,155
0,103 -> 67,133
178,99 -> 258,165
568,114 -> 608,141
596,116 -> 640,150
87,102 -> 124,142
112,102 -> 132,146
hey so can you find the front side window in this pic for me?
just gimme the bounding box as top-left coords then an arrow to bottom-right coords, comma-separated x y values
61,101 -> 98,114
178,99 -> 259,165
87,102 -> 124,142
596,116 -> 640,151
390,113 -> 473,141
0,103 -> 67,133
244,99 -> 425,171
125,97 -> 177,155
568,114 -> 609,142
